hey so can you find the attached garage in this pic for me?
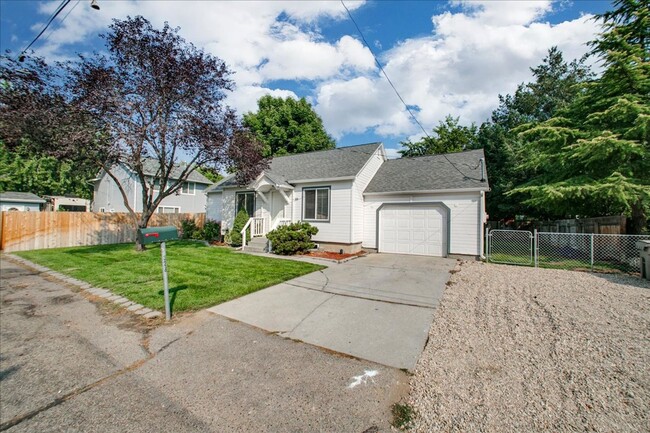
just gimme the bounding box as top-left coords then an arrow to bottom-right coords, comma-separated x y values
363,149 -> 489,258
378,203 -> 448,256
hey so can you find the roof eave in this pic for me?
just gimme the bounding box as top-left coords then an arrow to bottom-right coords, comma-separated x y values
287,176 -> 356,183
364,186 -> 490,196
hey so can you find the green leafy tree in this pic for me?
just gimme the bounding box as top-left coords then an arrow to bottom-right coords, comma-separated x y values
0,143 -> 93,198
509,0 -> 650,233
243,95 -> 335,157
399,116 -> 478,157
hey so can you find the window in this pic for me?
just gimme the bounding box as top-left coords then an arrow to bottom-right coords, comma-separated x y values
181,182 -> 195,195
99,207 -> 106,212
236,192 -> 255,217
303,187 -> 330,221
158,206 -> 180,214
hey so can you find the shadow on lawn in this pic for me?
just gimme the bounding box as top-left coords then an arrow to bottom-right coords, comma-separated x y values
158,284 -> 189,314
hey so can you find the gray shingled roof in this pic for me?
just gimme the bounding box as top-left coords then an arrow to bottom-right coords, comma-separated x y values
209,143 -> 382,191
364,149 -> 489,194
138,159 -> 213,184
0,191 -> 46,203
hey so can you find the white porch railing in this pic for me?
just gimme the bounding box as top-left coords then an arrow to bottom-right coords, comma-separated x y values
251,217 -> 265,237
242,217 -> 267,248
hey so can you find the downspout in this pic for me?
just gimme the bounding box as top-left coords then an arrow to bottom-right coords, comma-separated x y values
478,157 -> 487,259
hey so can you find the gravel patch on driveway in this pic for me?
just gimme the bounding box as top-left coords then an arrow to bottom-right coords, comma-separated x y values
408,261 -> 650,433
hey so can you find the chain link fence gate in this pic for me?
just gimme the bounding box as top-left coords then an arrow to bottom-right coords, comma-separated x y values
486,229 -> 650,274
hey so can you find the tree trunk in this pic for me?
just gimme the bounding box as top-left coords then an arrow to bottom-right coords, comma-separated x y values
628,198 -> 647,235
134,210 -> 155,251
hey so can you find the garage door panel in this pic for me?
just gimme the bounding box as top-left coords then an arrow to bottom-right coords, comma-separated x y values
379,204 -> 447,257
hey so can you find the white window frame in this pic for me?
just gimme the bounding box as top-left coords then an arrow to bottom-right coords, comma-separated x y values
99,207 -> 105,212
180,181 -> 196,195
157,206 -> 181,214
302,186 -> 330,222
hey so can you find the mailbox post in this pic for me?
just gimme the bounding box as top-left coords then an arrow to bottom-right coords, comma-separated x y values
137,226 -> 179,320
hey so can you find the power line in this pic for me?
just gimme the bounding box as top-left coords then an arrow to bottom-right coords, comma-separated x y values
340,0 -> 481,180
340,0 -> 430,140
17,0 -> 72,61
39,0 -> 82,50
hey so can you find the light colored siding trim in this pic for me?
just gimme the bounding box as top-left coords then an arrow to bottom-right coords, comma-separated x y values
93,165 -> 210,213
92,165 -> 137,213
363,191 -> 482,255
293,180 -> 353,244
351,147 -> 385,243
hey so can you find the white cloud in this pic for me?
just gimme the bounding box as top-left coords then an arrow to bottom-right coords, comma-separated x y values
28,0 -> 602,144
314,0 -> 601,139
229,86 -> 299,115
30,0 -> 368,113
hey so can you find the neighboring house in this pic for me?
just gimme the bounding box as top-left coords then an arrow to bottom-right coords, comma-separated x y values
0,192 -> 46,211
206,143 -> 490,257
43,195 -> 91,212
91,160 -> 213,213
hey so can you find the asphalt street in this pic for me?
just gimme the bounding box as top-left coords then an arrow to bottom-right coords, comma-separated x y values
0,257 -> 408,432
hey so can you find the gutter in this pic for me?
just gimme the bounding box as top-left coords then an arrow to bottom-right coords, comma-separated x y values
364,187 -> 490,196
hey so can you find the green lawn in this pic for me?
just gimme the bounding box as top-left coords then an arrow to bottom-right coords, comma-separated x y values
16,241 -> 324,312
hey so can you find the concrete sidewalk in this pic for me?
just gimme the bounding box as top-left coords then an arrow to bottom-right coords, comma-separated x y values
209,253 -> 456,369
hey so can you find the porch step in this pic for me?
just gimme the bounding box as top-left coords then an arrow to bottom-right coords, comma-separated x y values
244,236 -> 269,254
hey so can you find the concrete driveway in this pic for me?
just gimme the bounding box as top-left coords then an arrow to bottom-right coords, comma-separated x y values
208,253 -> 456,370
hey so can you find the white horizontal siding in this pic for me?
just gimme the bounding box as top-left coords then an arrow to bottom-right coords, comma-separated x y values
351,147 -> 385,243
293,180 -> 353,244
206,192 -> 222,222
220,189 -> 237,233
363,192 -> 482,256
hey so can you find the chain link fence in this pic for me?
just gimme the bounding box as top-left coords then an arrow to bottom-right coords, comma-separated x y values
487,229 -> 650,274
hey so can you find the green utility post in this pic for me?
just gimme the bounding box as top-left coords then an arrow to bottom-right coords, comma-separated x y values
136,226 -> 179,321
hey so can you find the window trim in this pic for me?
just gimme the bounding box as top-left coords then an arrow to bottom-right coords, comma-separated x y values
157,206 -> 181,214
302,186 -> 330,222
235,191 -> 256,217
180,181 -> 196,195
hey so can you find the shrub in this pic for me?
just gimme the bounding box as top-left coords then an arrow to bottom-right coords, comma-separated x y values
230,210 -> 251,246
203,220 -> 221,242
266,222 -> 318,255
180,218 -> 201,240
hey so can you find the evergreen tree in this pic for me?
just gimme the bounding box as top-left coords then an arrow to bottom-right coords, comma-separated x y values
509,0 -> 650,232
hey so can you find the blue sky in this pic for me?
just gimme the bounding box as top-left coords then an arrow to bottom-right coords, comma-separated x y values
1,0 -> 612,157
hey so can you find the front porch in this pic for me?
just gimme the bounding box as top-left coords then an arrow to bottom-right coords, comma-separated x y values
238,173 -> 294,246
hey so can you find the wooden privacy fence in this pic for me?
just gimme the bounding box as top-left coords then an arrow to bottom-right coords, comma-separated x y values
0,212 -> 205,252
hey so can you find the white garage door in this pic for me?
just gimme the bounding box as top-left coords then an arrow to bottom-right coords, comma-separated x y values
379,204 -> 447,256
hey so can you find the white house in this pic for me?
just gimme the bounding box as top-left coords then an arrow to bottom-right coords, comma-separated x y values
206,143 -> 489,258
0,192 -> 45,212
92,160 -> 213,214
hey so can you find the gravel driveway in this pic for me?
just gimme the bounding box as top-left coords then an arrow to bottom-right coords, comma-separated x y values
408,261 -> 650,433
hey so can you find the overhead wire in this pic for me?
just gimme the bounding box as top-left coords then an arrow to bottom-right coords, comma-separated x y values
38,0 -> 82,50
16,0 -> 72,61
340,0 -> 482,180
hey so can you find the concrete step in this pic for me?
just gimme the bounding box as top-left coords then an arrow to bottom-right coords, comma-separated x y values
244,237 -> 268,253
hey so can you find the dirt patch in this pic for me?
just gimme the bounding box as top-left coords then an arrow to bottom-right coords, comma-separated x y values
305,250 -> 366,260
408,261 -> 650,433
49,295 -> 75,305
